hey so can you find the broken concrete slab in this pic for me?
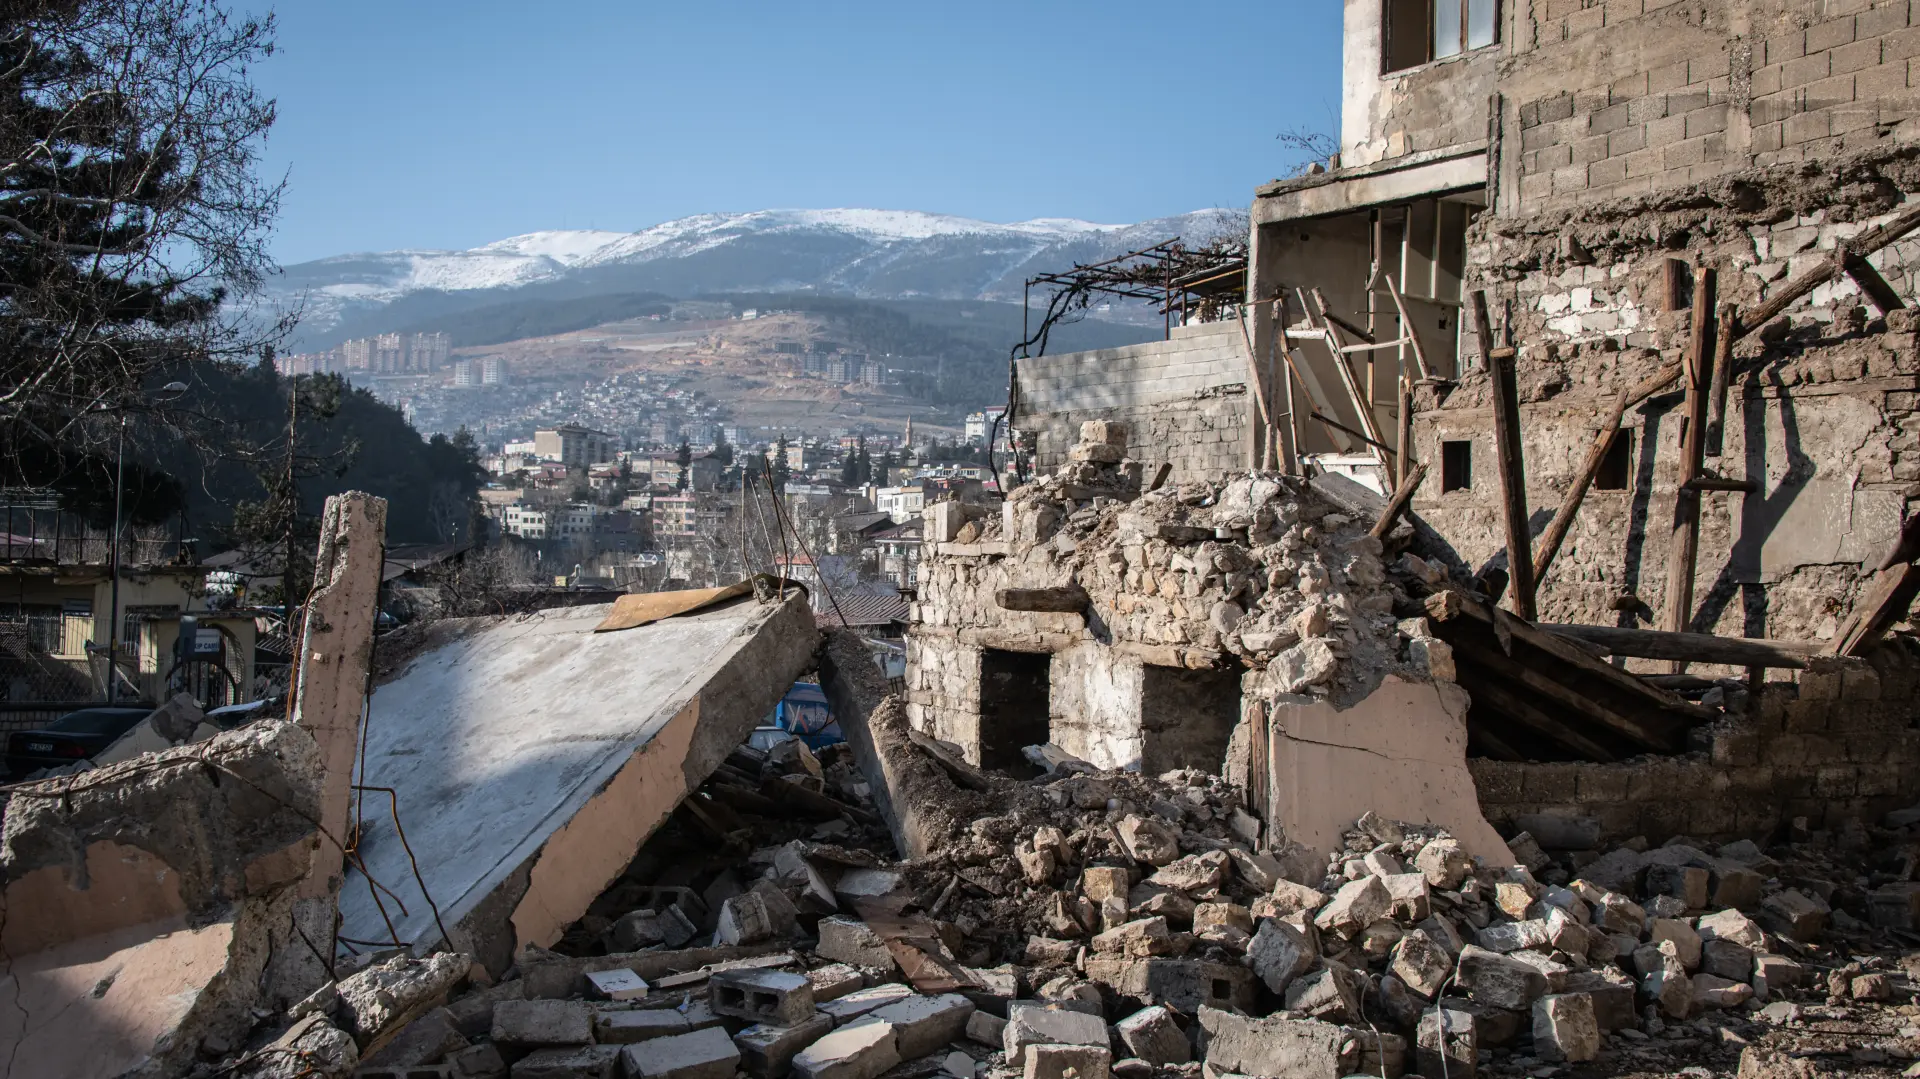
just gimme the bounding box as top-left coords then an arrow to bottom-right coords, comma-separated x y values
625,1025 -> 745,1079
1083,955 -> 1255,1013
863,992 -> 975,1059
341,590 -> 816,976
792,1019 -> 901,1079
1195,1006 -> 1358,1079
1115,1005 -> 1189,1065
737,1013 -> 835,1079
1003,1002 -> 1110,1067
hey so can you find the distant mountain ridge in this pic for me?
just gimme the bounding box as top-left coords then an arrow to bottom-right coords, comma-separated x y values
265,207 -> 1243,348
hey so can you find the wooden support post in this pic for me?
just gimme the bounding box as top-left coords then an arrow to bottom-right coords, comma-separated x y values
1833,562 -> 1920,656
1311,287 -> 1393,465
1663,258 -> 1690,312
1845,253 -> 1907,315
1384,274 -> 1435,381
996,584 -> 1090,612
1538,623 -> 1820,668
1661,267 -> 1716,659
1532,361 -> 1685,586
1474,290 -> 1536,621
1236,305 -> 1280,471
1396,374 -> 1415,489
1736,201 -> 1920,336
1370,461 -> 1428,540
1704,303 -> 1736,458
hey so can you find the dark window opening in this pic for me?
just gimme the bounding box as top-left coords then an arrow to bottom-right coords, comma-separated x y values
1441,440 -> 1473,492
1140,663 -> 1244,775
979,649 -> 1052,776
1595,430 -> 1632,491
1385,0 -> 1498,73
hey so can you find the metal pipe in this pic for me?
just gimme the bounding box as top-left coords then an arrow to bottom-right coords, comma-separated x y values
107,414 -> 124,703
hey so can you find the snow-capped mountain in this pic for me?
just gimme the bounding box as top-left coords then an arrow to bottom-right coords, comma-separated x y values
266,207 -> 1243,342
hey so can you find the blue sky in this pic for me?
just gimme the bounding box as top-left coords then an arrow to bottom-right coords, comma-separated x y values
254,2 -> 1342,265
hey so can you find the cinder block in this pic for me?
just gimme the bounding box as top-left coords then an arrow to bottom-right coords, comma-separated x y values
594,1007 -> 691,1044
623,1026 -> 745,1079
712,969 -> 817,1027
735,1014 -> 835,1079
510,1044 -> 619,1078
492,1000 -> 593,1047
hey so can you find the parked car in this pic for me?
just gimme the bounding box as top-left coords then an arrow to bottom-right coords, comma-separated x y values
5,706 -> 154,776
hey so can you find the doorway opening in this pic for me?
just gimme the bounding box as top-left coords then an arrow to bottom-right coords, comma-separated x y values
1140,662 -> 1244,775
979,649 -> 1052,775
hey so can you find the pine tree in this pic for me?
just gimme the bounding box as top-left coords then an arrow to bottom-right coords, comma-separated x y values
675,439 -> 692,491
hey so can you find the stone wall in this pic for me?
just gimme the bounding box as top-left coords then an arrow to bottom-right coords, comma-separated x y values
1014,321 -> 1252,485
1470,643 -> 1920,846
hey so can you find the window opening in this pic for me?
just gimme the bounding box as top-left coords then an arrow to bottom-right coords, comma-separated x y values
1595,430 -> 1632,491
1441,440 -> 1473,492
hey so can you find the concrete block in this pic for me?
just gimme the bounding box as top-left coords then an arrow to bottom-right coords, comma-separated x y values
1114,1006 -> 1189,1066
586,968 -> 650,1002
1247,919 -> 1316,995
1025,1043 -> 1112,1079
594,1008 -> 692,1044
451,1042 -> 508,1079
807,965 -> 866,1003
1753,954 -> 1806,1000
1081,956 -> 1255,1013
863,993 -> 975,1059
511,1045 -> 619,1078
815,917 -> 899,971
735,1014 -> 834,1079
713,969 -> 817,1027
623,1026 -> 744,1079
492,1000 -> 593,1047
1701,939 -> 1755,982
1695,908 -> 1765,949
1315,876 -> 1392,938
1284,962 -> 1364,1023
363,1007 -> 470,1068
1090,917 -> 1173,957
1695,973 -> 1756,1009
1003,1003 -> 1110,1067
1530,995 -> 1599,1063
1455,946 -> 1549,1012
1196,1007 -> 1357,1079
819,983 -> 915,1025
1390,929 -> 1453,999
1761,889 -> 1829,941
1649,918 -> 1703,970
1081,866 -> 1130,902
965,1010 -> 1007,1047
1417,1005 -> 1476,1079
1558,970 -> 1635,1031
792,1020 -> 901,1079
1644,864 -> 1709,909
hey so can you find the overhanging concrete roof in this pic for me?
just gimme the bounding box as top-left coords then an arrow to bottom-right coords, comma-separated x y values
1253,149 -> 1488,225
340,590 -> 816,974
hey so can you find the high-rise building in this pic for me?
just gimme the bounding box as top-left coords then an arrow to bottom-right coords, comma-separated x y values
452,359 -> 479,387
341,338 -> 373,371
373,333 -> 404,373
481,356 -> 508,385
409,332 -> 450,372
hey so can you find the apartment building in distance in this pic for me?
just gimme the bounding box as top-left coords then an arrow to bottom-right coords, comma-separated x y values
277,332 -> 454,377
534,423 -> 616,469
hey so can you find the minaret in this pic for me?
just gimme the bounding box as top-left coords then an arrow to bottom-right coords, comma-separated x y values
904,415 -> 914,450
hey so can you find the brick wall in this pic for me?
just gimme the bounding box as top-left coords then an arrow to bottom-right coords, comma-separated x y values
1513,0 -> 1920,209
1469,644 -> 1920,845
1014,321 -> 1252,485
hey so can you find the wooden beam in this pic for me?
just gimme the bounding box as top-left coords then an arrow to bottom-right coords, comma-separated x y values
1832,562 -> 1920,657
1684,475 -> 1757,493
1396,374 -> 1415,489
1454,670 -> 1620,761
1310,288 -> 1393,462
1539,623 -> 1819,669
996,585 -> 1089,612
1445,634 -> 1685,751
1469,726 -> 1526,762
1661,266 -> 1717,660
1532,362 -> 1686,585
1236,305 -> 1281,471
1735,201 -> 1920,337
1384,274 -> 1435,381
1705,303 -> 1736,458
1663,257 -> 1690,312
1845,252 -> 1907,315
1370,461 -> 1429,540
1474,290 -> 1536,620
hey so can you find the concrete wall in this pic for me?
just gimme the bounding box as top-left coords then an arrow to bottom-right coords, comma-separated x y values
1340,0 -> 1501,169
1014,321 -> 1253,485
1471,646 -> 1920,845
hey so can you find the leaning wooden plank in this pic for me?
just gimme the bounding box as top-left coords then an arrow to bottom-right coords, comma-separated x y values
1370,461 -> 1429,540
1454,670 -> 1620,761
1705,303 -> 1736,458
1833,562 -> 1920,657
1444,634 -> 1686,752
1310,287 -> 1392,459
996,585 -> 1089,612
1383,274 -> 1436,381
1736,201 -> 1920,336
1661,265 -> 1718,659
1474,290 -> 1536,620
1426,588 -> 1717,722
1533,361 -> 1687,584
1845,252 -> 1907,315
1539,623 -> 1819,669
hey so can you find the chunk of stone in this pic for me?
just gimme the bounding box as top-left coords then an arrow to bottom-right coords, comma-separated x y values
585,968 -> 650,1002
1505,832 -> 1549,873
713,969 -> 818,1027
1701,939 -> 1754,982
1004,1003 -> 1110,1067
816,917 -> 899,971
624,1026 -> 744,1079
1091,916 -> 1173,957
1694,973 -> 1756,1009
1227,849 -> 1282,892
1390,929 -> 1454,1000
1760,889 -> 1828,941
1570,882 -> 1644,935
1082,866 -> 1131,902
362,1007 -> 468,1069
1364,850 -> 1407,877
718,893 -> 779,946
1695,908 -> 1765,949
1196,1007 -> 1357,1079
1383,873 -> 1432,922
1530,994 -> 1598,1063
1147,851 -> 1229,893
1016,841 -> 1056,886
1455,946 -> 1548,1011
1116,815 -> 1180,866
791,1021 -> 900,1079
1417,1005 -> 1477,1079
1475,919 -> 1548,954
1644,864 -> 1709,910
1083,956 -> 1253,1013
1869,882 -> 1920,929
1026,937 -> 1076,964
595,1008 -> 692,1044
1024,1044 -> 1112,1079
1283,961 -> 1364,1023
834,869 -> 903,902
1115,1006 -> 1188,1066
819,983 -> 915,1025
1268,879 -> 1328,916
1852,972 -> 1893,1001
1559,970 -> 1635,1031
1649,918 -> 1703,971
1493,882 -> 1535,921
610,907 -> 698,951
1709,864 -> 1765,910
1192,902 -> 1252,934
1415,839 -> 1472,890
1642,957 -> 1693,1019
451,1042 -> 509,1079
1418,915 -> 1464,957
863,993 -> 975,1059
735,1015 -> 835,1079
337,952 -> 473,1050
1247,918 -> 1316,995
1752,954 -> 1805,999
965,1010 -> 1007,1047
512,1044 -> 620,1078
1315,876 -> 1392,938
808,964 -> 865,1003
492,1000 -> 593,1047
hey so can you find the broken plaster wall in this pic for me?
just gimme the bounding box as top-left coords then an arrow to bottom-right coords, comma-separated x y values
1470,643 -> 1920,846
1337,0 -> 1498,170
1421,148 -> 1920,641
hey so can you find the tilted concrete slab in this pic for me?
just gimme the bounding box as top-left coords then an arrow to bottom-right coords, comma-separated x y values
342,591 -> 816,975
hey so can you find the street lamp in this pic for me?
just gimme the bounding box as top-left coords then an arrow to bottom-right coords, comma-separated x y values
103,381 -> 187,703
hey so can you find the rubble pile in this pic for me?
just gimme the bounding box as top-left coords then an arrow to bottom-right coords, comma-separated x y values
972,420 -> 1440,704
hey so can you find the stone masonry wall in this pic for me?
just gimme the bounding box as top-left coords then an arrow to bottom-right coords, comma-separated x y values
1512,0 -> 1920,209
1014,321 -> 1252,486
1469,643 -> 1920,845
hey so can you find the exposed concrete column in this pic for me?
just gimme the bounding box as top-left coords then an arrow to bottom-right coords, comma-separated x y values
292,491 -> 388,891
